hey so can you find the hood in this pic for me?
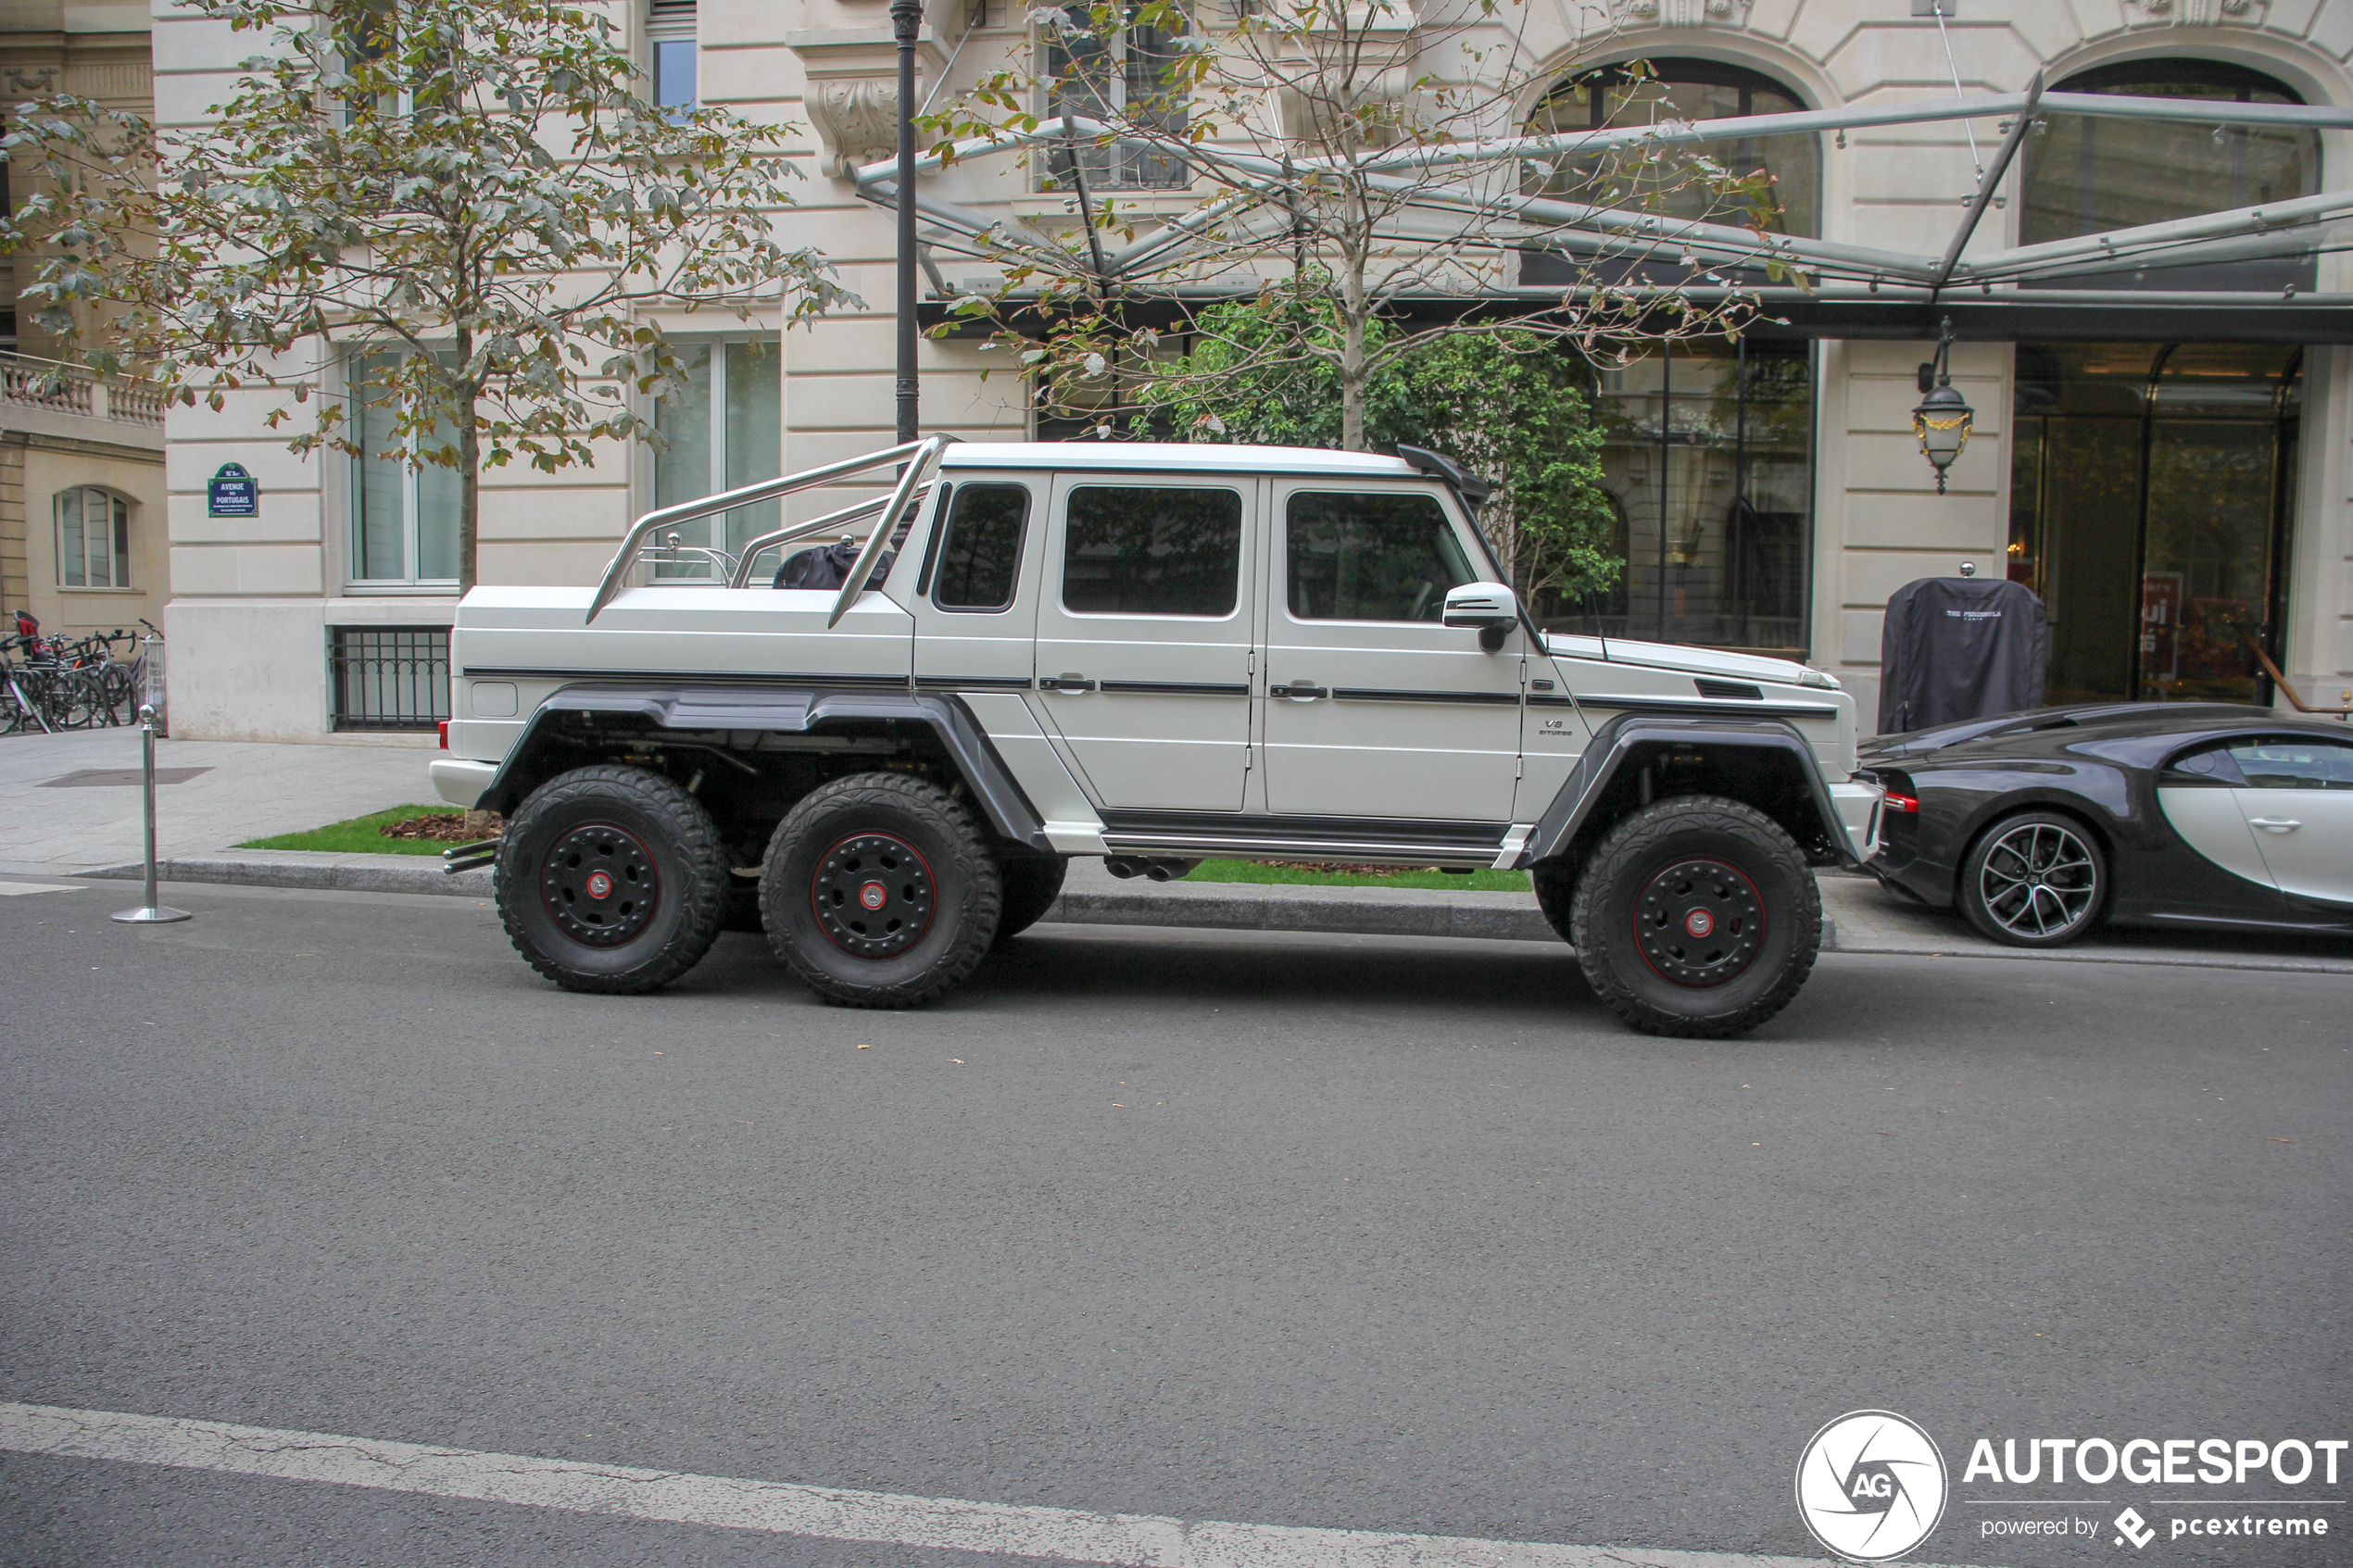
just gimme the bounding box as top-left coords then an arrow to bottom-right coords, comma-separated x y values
1541,633 -> 1841,692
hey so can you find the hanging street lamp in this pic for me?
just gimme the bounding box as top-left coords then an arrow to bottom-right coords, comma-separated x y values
1912,316 -> 1973,495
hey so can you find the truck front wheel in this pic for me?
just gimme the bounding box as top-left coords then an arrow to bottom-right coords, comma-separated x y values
495,764 -> 731,994
761,772 -> 1003,1008
1568,797 -> 1821,1039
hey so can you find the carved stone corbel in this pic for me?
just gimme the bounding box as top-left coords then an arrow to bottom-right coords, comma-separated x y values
787,26 -> 946,179
2124,0 -> 2258,21
1613,0 -> 1743,25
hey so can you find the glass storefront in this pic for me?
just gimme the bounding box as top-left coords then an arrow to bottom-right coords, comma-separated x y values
1553,336 -> 1815,655
2008,343 -> 2301,706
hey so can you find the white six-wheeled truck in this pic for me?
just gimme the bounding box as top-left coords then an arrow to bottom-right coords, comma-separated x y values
432,437 -> 1881,1037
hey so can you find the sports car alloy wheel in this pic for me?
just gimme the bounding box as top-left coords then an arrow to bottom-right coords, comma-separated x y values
1968,818 -> 2102,945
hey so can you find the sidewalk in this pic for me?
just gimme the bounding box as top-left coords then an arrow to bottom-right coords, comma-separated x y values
0,727 -> 435,878
15,728 -> 2352,973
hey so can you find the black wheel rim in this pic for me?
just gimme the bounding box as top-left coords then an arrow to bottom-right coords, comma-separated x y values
1633,858 -> 1766,988
1977,822 -> 2097,939
540,822 -> 660,947
811,832 -> 935,958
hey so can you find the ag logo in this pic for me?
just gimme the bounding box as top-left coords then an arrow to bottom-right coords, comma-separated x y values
1794,1410 -> 1948,1562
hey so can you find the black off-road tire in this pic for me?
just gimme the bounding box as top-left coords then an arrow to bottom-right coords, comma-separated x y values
762,772 -> 1002,1008
1568,796 -> 1820,1039
496,764 -> 731,995
1531,859 -> 1576,945
993,856 -> 1069,947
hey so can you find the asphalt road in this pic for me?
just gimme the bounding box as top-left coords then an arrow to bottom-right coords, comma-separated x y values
1,882 -> 2346,1568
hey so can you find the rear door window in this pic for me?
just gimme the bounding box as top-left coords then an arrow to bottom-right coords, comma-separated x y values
1286,490 -> 1476,621
1062,486 -> 1243,617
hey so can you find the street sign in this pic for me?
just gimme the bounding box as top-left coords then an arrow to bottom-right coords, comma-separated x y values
207,462 -> 258,518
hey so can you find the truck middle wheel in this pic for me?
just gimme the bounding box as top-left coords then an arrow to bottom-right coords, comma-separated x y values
761,771 -> 1004,1009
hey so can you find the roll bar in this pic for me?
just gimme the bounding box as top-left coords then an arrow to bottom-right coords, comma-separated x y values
725,483 -> 936,589
585,435 -> 956,623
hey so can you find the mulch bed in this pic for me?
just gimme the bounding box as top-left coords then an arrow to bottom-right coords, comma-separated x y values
382,809 -> 503,843
1259,861 -> 1466,876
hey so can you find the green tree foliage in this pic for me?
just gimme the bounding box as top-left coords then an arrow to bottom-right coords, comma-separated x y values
0,0 -> 852,587
1137,294 -> 1620,602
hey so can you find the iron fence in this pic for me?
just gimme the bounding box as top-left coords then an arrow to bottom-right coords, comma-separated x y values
330,626 -> 450,732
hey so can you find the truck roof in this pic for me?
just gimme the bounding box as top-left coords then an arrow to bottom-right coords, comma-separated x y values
938,442 -> 1424,478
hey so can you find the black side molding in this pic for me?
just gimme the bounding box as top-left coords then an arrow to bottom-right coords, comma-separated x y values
478,683 -> 1051,852
1520,712 -> 1855,868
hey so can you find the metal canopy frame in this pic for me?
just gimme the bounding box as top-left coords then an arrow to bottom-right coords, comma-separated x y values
855,85 -> 2353,317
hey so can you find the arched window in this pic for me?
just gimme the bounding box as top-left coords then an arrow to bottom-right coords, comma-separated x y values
1527,58 -> 1819,239
56,486 -> 131,589
2021,60 -> 2319,289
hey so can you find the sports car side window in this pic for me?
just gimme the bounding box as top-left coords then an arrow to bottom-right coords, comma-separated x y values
2225,736 -> 2353,791
2160,745 -> 2247,787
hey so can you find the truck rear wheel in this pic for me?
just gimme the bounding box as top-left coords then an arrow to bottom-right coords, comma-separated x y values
761,772 -> 1003,1009
994,856 -> 1068,946
495,764 -> 731,994
1568,796 -> 1820,1039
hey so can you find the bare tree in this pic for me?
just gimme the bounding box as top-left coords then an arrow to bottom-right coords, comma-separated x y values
921,0 -> 1806,449
1,0 -> 854,588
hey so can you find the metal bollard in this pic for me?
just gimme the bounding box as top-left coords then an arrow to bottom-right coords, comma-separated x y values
110,703 -> 191,925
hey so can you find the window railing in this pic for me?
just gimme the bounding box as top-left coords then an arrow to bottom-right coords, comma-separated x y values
329,626 -> 451,733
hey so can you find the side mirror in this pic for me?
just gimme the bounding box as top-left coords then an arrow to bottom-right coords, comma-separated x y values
1443,582 -> 1519,651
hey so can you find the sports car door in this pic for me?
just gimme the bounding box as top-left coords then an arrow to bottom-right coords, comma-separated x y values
1032,476 -> 1255,810
2222,734 -> 2353,903
1259,483 -> 1523,821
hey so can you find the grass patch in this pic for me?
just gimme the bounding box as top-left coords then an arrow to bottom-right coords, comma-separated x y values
239,803 -> 464,856
1184,858 -> 1530,892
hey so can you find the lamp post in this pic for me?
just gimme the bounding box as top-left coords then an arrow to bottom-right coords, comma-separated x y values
891,0 -> 922,444
1912,315 -> 1973,495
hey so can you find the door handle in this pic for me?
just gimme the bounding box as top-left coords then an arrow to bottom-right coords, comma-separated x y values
2247,817 -> 2302,832
1271,682 -> 1327,700
1039,674 -> 1095,693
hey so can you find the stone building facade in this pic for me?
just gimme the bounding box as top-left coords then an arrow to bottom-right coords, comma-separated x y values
94,0 -> 2353,735
0,1 -> 167,645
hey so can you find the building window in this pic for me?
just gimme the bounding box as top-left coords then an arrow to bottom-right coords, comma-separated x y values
1042,5 -> 1189,191
56,486 -> 131,588
329,625 -> 450,732
652,342 -> 781,576
350,355 -> 460,585
1555,338 -> 1814,657
2020,61 -> 2320,292
650,0 -> 696,117
1526,59 -> 1820,242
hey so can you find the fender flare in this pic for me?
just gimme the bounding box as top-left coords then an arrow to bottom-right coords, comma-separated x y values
1520,711 -> 1856,868
477,682 -> 1052,852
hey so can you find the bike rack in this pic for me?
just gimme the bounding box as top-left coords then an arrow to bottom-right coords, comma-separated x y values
585,435 -> 956,624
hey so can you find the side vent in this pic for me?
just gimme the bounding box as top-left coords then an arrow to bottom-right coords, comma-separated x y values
1695,678 -> 1765,701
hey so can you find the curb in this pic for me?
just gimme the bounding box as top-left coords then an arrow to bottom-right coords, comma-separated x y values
85,854 -> 494,899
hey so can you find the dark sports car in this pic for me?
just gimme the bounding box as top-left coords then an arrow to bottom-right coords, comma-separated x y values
1859,703 -> 2353,947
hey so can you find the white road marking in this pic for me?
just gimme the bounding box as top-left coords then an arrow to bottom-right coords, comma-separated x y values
0,1401 -> 1912,1568
0,880 -> 78,896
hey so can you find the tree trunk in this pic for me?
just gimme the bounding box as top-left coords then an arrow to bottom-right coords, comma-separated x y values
1338,245 -> 1368,452
455,342 -> 478,594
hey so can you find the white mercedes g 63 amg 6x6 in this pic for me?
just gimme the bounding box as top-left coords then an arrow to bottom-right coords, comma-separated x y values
432,436 -> 1880,1037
